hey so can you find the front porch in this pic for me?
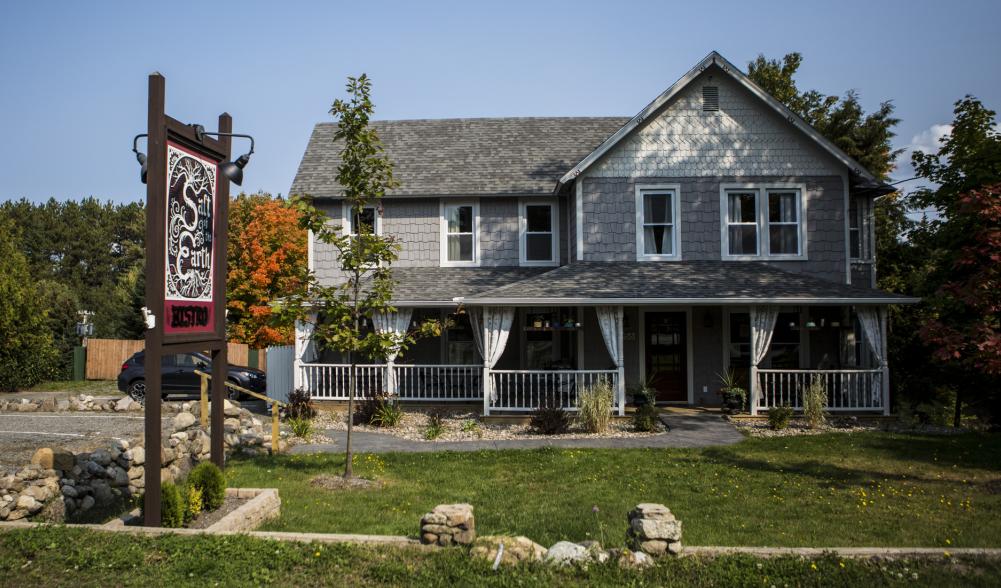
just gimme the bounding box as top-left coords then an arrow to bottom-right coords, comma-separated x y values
293,302 -> 890,416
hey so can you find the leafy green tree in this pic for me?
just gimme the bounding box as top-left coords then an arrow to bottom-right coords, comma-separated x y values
910,97 -> 1001,425
283,75 -> 437,478
0,219 -> 59,391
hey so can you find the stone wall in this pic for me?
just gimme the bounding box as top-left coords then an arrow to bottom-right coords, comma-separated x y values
0,400 -> 276,522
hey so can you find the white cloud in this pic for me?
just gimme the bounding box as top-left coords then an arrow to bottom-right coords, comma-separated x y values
892,123 -> 952,182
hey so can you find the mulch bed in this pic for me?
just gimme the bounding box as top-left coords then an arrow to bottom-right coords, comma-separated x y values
187,495 -> 248,530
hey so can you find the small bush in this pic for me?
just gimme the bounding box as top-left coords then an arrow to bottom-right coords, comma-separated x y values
803,376 -> 828,429
182,484 -> 203,524
285,388 -> 317,421
629,384 -> 655,407
371,399 -> 404,428
768,405 -> 793,430
188,461 -> 226,511
632,404 -> 660,432
717,369 -> 747,413
578,380 -> 614,433
354,392 -> 391,426
461,419 -> 483,438
160,482 -> 184,528
423,412 -> 445,440
287,416 -> 314,440
531,404 -> 570,435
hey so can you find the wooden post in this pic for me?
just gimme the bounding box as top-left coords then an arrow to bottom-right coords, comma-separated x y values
209,112 -> 232,468
271,407 -> 280,454
143,73 -> 166,527
200,373 -> 209,428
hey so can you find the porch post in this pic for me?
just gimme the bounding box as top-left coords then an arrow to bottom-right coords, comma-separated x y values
386,360 -> 397,396
482,366 -> 491,417
749,365 -> 758,416
880,308 -> 890,416
616,306 -> 625,416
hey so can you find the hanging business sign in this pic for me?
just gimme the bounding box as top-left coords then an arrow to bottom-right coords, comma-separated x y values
163,142 -> 219,335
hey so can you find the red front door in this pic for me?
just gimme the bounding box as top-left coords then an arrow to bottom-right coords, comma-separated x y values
644,312 -> 687,402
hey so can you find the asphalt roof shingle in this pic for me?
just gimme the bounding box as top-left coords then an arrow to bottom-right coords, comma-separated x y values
289,117 -> 629,198
386,267 -> 550,303
464,262 -> 916,303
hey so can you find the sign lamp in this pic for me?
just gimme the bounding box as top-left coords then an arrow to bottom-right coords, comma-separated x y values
132,125 -> 254,186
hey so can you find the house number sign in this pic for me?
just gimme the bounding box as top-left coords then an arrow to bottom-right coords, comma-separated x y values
163,142 -> 218,334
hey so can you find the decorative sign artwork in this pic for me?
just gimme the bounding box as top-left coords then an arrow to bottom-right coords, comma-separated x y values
163,142 -> 218,335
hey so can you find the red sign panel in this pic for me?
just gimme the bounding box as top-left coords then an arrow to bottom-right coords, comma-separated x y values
163,141 -> 219,335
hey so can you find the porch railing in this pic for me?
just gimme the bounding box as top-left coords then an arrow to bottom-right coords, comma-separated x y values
489,369 -> 620,412
395,364 -> 482,401
756,369 -> 884,411
299,363 -> 482,401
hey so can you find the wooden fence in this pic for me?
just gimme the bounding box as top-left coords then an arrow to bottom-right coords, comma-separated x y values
84,338 -> 264,380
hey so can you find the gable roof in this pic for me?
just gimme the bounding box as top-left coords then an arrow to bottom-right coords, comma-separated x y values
290,117 -> 628,198
557,51 -> 878,188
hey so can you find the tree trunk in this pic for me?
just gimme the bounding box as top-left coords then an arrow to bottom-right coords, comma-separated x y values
953,388 -> 963,428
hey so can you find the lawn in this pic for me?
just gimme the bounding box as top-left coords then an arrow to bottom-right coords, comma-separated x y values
1,526 -> 998,587
21,379 -> 121,395
226,432 -> 1001,548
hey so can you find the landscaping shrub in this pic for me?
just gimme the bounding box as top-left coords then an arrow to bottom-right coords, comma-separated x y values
188,461 -> 226,511
768,405 -> 793,430
803,376 -> 828,429
354,392 -> 391,426
530,404 -> 570,435
182,484 -> 203,524
285,388 -> 317,421
632,403 -> 660,432
461,419 -> 483,438
286,416 -> 314,440
578,379 -> 614,433
629,383 -> 655,407
160,483 -> 184,528
423,412 -> 445,440
371,398 -> 404,428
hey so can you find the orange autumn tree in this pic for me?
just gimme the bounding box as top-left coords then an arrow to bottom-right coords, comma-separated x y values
227,193 -> 309,347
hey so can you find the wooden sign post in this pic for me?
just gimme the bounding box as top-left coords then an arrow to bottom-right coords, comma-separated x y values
143,73 -> 231,526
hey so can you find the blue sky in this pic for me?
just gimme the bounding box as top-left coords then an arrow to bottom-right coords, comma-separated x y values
1,0 -> 998,203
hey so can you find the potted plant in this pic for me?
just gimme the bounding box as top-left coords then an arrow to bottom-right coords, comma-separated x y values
716,369 -> 746,413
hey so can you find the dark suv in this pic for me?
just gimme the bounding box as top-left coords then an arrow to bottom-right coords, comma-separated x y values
117,351 -> 266,404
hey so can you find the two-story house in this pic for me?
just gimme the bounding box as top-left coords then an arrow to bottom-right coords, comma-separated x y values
289,52 -> 916,416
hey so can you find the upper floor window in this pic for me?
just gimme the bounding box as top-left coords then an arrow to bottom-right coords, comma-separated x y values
721,184 -> 806,260
635,184 -> 681,260
441,201 -> 478,266
345,205 -> 379,236
520,201 -> 558,266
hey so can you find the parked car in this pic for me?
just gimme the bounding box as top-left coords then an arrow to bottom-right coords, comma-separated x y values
117,351 -> 266,404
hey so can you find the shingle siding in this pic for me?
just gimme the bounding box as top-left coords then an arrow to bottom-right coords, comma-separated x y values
480,198 -> 520,266
588,70 -> 841,179
580,175 -> 847,283
384,198 -> 439,267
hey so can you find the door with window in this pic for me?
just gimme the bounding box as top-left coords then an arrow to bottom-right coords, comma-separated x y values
644,312 -> 687,402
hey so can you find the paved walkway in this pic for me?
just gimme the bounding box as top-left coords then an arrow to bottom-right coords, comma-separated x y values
290,409 -> 744,454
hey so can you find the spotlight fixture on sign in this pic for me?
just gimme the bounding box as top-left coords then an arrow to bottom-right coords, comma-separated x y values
131,125 -> 255,186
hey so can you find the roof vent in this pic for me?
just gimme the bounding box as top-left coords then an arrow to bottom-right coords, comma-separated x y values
702,86 -> 719,112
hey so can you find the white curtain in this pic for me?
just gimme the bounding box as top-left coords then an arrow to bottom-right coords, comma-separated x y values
857,306 -> 886,367
372,308 -> 413,394
750,306 -> 779,367
595,306 -> 624,368
469,306 -> 515,403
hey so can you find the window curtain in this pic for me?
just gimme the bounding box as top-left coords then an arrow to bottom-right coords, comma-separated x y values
468,306 -> 515,403
595,306 -> 624,369
750,306 -> 779,367
856,306 -> 885,367
372,308 -> 413,395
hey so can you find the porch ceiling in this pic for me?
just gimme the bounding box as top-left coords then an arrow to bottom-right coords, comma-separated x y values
463,261 -> 919,305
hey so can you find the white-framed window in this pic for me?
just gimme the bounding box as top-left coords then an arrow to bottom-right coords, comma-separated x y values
635,184 -> 681,260
440,200 -> 479,266
343,203 -> 381,237
720,184 -> 806,260
519,200 -> 558,266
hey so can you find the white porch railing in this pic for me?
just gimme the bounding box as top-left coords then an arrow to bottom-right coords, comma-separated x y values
756,369 -> 884,411
489,370 -> 620,412
299,363 -> 482,401
395,364 -> 482,401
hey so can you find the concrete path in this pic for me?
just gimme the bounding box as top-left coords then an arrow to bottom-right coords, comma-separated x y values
290,409 -> 744,455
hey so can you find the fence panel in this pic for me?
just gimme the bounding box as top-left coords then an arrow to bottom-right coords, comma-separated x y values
85,338 -> 254,380
265,345 -> 294,403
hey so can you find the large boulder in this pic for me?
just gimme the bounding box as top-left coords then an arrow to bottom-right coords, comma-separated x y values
173,412 -> 197,432
30,448 -> 54,470
470,536 -> 547,565
544,541 -> 590,566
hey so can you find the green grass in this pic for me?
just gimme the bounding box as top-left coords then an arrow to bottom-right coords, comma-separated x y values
1,526 -> 998,587
21,379 -> 121,395
226,432 -> 1001,548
